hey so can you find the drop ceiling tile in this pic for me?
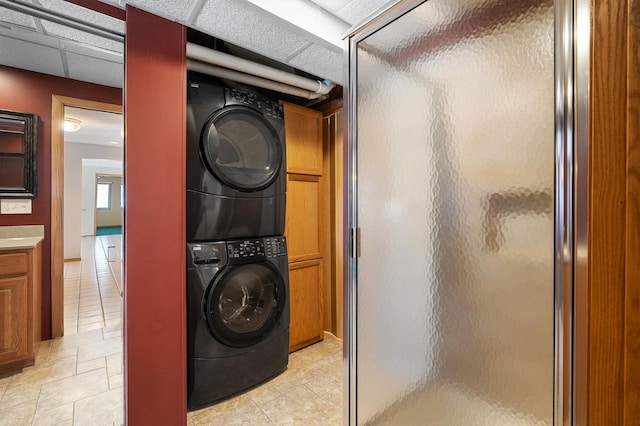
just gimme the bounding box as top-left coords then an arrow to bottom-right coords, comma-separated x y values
336,0 -> 391,25
288,43 -> 344,85
0,36 -> 65,77
0,7 -> 38,30
194,0 -> 309,62
40,21 -> 123,53
309,0 -> 353,14
124,0 -> 197,22
66,52 -> 123,88
65,42 -> 123,63
37,0 -> 125,33
96,0 -> 123,7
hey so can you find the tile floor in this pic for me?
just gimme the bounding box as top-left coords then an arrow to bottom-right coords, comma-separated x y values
0,236 -> 343,426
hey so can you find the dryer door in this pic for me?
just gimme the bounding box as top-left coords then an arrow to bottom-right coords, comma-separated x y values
205,261 -> 286,347
201,105 -> 282,192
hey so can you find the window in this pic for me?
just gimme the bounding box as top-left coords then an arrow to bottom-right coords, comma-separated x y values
96,182 -> 111,209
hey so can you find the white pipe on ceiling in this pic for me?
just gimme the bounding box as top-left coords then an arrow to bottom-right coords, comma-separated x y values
186,43 -> 335,96
186,60 -> 324,100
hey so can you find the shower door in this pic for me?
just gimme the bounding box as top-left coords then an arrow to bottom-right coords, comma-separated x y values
347,0 -> 570,424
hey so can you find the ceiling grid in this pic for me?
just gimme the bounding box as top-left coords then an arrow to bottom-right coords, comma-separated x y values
0,0 -> 395,87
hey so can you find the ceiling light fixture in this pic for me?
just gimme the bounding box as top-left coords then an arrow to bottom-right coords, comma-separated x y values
110,141 -> 120,145
63,118 -> 81,132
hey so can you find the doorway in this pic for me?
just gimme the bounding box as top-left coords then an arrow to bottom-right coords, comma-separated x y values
51,96 -> 123,337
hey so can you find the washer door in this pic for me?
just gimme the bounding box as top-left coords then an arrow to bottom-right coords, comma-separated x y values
201,105 -> 282,192
205,262 -> 286,347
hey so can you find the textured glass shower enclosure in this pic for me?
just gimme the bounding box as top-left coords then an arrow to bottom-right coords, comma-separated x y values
347,0 -> 561,424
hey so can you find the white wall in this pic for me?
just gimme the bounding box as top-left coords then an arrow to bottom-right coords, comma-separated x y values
64,142 -> 122,260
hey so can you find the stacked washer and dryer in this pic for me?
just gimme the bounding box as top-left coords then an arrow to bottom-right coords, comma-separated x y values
185,71 -> 290,410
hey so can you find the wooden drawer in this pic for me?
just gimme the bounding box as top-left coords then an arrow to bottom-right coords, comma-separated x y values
0,252 -> 28,276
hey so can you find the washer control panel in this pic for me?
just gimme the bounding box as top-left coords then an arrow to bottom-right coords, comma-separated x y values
226,88 -> 284,119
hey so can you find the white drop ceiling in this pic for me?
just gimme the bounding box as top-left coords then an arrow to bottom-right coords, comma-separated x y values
0,0 -> 395,89
64,106 -> 123,146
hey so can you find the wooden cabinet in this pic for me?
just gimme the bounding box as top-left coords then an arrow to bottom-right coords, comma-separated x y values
282,102 -> 325,352
0,244 -> 41,374
289,260 -> 324,352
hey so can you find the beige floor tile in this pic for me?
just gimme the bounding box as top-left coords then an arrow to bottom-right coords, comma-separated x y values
259,384 -> 334,425
31,402 -> 74,426
102,304 -> 121,313
194,405 -> 274,426
73,388 -> 123,426
77,357 -> 106,374
51,329 -> 104,354
189,392 -> 254,423
78,337 -> 121,363
268,366 -> 318,395
47,347 -> 78,362
320,404 -> 343,426
106,353 -> 122,377
101,297 -> 122,306
0,380 -> 40,410
104,319 -> 121,328
63,322 -> 78,335
0,398 -> 37,426
102,329 -> 121,340
0,375 -> 10,398
245,381 -> 283,406
35,341 -> 53,363
322,387 -> 343,408
8,356 -> 77,389
37,368 -> 109,413
78,322 -> 107,333
104,313 -> 121,322
77,307 -> 103,317
303,372 -> 341,397
108,373 -> 123,390
78,315 -> 105,326
310,355 -> 342,383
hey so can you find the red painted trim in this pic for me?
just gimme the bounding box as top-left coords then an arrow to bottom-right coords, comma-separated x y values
64,0 -> 125,20
124,7 -> 186,425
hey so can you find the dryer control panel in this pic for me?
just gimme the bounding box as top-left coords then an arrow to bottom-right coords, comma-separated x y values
226,88 -> 284,119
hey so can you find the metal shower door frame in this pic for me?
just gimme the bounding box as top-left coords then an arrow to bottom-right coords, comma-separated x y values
342,0 -> 591,424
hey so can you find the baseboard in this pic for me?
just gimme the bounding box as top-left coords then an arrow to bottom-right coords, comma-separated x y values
64,257 -> 81,262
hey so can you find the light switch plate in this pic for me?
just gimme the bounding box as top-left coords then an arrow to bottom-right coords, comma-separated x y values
1,199 -> 32,214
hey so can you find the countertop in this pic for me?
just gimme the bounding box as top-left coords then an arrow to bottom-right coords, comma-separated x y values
0,225 -> 44,250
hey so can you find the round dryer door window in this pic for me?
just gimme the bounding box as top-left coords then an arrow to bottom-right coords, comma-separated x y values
205,262 -> 286,347
201,106 -> 282,192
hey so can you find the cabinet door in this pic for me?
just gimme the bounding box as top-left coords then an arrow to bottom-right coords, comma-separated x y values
282,103 -> 323,175
289,259 -> 323,352
286,175 -> 322,262
0,275 -> 28,364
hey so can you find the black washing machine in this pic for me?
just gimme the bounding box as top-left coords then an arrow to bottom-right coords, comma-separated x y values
186,236 -> 289,410
187,72 -> 286,241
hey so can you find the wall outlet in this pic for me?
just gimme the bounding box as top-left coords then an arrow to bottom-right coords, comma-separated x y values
1,199 -> 32,214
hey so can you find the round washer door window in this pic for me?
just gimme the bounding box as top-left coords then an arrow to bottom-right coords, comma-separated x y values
201,106 -> 282,192
205,262 -> 286,347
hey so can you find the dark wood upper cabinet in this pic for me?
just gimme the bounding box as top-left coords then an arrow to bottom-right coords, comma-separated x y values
0,110 -> 38,198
